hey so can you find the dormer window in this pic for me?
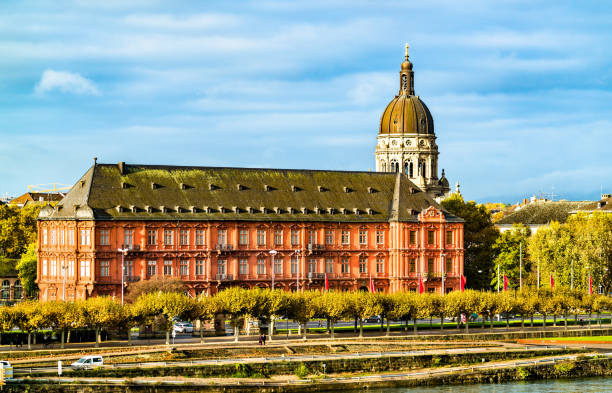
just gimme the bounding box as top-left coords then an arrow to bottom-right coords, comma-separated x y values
301,207 -> 308,214
116,205 -> 123,213
204,206 -> 211,213
291,185 -> 301,192
328,207 -> 335,214
366,208 -> 374,215
274,207 -> 280,214
237,184 -> 246,191
209,183 -> 220,191
367,187 -> 377,194
343,187 -> 352,193
318,186 -> 328,192
145,205 -> 152,213
218,206 -> 225,214
151,182 -> 161,189
264,184 -> 274,192
121,182 -> 129,189
340,208 -> 347,215
131,205 -> 137,213
354,208 -> 361,216
287,207 -> 294,214
190,206 -> 197,213
261,207 -> 267,214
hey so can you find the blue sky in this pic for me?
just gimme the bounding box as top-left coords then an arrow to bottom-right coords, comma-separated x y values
1,1 -> 611,203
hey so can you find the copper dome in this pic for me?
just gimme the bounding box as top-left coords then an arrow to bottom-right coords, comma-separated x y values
379,94 -> 434,135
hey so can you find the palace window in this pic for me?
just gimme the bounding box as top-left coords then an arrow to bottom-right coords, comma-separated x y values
60,230 -> 65,245
325,258 -> 333,273
180,260 -> 189,276
376,257 -> 384,273
125,260 -> 133,277
42,260 -> 48,276
409,258 -> 416,273
341,230 -> 350,245
359,257 -> 367,273
100,229 -> 110,245
239,258 -> 248,275
291,230 -> 300,246
164,260 -> 173,276
68,260 -> 75,277
180,230 -> 189,245
274,257 -> 282,274
376,231 -> 384,245
217,229 -> 227,245
257,229 -> 266,246
195,259 -> 205,275
51,230 -> 56,245
80,260 -> 90,277
341,257 -> 349,274
257,258 -> 266,275
446,257 -> 452,274
42,229 -> 48,245
147,260 -> 156,276
274,230 -> 283,245
325,230 -> 334,245
427,258 -> 434,272
164,229 -> 174,245
50,259 -> 57,277
195,230 -> 205,245
409,231 -> 416,245
290,257 -> 298,274
124,229 -> 133,247
308,230 -> 316,245
100,260 -> 110,277
148,230 -> 157,245
217,259 -> 226,276
428,231 -> 435,245
446,231 -> 453,245
308,258 -> 317,273
68,230 -> 74,246
359,230 -> 367,245
239,229 -> 249,245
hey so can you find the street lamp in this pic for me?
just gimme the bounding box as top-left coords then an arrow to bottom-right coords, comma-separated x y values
269,250 -> 278,290
62,262 -> 67,301
293,250 -> 300,292
440,253 -> 446,295
117,247 -> 128,305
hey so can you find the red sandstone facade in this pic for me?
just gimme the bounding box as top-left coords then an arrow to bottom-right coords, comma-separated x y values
37,206 -> 462,300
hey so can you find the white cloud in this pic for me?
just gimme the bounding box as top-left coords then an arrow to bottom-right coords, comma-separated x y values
34,70 -> 100,96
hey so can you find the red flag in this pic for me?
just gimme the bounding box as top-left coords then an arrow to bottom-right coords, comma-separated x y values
369,274 -> 375,293
503,275 -> 509,292
460,275 -> 466,292
550,274 -> 555,290
589,274 -> 592,295
324,273 -> 329,291
418,275 -> 425,294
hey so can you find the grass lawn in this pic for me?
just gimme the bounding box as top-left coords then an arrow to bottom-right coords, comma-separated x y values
545,336 -> 612,342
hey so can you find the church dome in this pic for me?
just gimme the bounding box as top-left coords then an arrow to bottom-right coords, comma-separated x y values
379,45 -> 434,135
379,95 -> 434,135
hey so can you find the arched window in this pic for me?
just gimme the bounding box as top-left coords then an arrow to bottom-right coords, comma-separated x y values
1,280 -> 9,300
409,162 -> 414,177
404,162 -> 409,175
13,280 -> 22,300
380,161 -> 386,172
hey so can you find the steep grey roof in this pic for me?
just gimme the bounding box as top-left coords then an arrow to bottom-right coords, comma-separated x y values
497,201 -> 593,225
39,163 -> 462,223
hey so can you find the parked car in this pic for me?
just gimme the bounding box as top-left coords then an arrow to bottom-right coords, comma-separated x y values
173,322 -> 194,333
0,361 -> 13,379
71,355 -> 104,369
365,315 -> 382,323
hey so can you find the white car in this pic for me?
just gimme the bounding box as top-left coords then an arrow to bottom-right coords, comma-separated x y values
0,361 -> 13,380
71,355 -> 104,369
173,322 -> 194,333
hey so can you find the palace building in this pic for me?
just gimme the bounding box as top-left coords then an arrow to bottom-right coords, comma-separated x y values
36,47 -> 464,300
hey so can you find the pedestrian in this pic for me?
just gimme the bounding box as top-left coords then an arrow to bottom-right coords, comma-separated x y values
579,318 -> 584,327
262,334 -> 267,345
258,335 -> 263,345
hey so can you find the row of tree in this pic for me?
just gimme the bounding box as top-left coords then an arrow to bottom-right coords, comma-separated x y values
1,287 -> 611,350
494,212 -> 612,294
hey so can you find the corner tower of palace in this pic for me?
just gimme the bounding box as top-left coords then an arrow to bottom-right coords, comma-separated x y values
375,44 -> 450,200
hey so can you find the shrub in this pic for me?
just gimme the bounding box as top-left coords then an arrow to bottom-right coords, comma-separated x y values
516,367 -> 530,380
294,363 -> 310,379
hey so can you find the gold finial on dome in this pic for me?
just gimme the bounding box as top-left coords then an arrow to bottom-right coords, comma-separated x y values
405,43 -> 409,60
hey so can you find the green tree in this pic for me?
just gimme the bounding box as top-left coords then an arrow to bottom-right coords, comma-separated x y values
441,193 -> 499,290
82,297 -> 124,347
317,291 -> 349,339
125,276 -> 186,303
16,242 -> 38,298
491,224 -> 531,289
0,204 -> 42,258
214,287 -> 256,342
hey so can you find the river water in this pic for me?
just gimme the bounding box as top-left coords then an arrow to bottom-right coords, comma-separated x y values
355,377 -> 611,392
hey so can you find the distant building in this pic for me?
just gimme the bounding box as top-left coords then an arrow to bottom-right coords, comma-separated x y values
0,259 -> 24,303
496,200 -> 593,234
571,194 -> 612,214
9,192 -> 64,208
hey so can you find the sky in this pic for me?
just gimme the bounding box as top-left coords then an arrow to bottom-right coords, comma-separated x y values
1,1 -> 611,204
